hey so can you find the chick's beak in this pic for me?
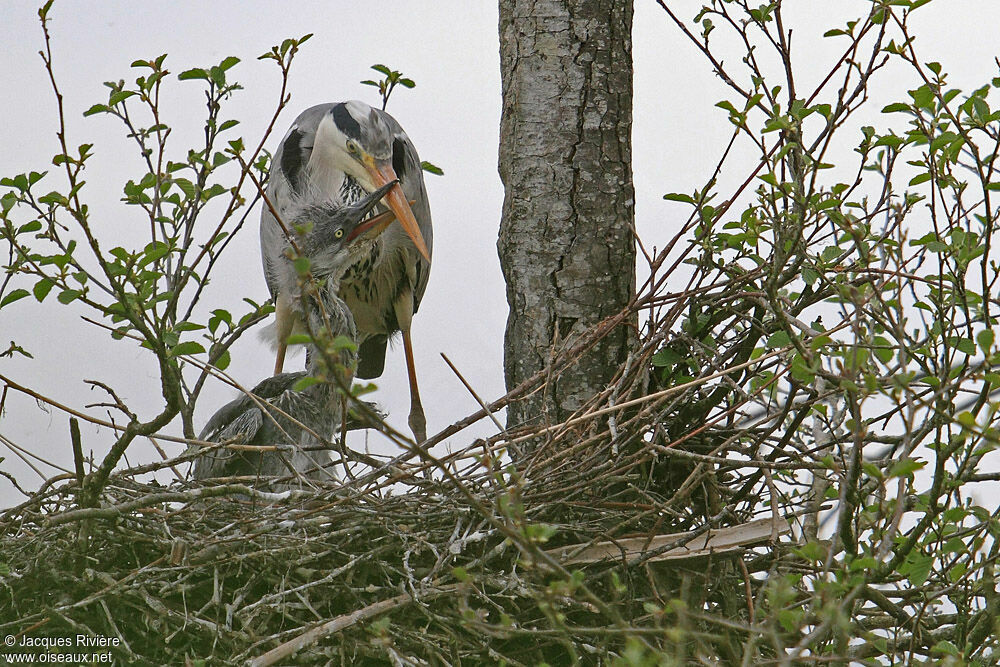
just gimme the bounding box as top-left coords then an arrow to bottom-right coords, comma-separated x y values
362,155 -> 431,262
347,208 -> 397,244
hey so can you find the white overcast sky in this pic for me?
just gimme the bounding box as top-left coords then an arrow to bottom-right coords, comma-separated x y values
2,1 -> 999,506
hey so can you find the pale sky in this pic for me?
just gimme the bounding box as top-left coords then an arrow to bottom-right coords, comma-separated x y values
2,1 -> 999,506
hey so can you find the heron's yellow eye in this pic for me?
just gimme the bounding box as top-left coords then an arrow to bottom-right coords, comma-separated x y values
346,140 -> 359,155
334,228 -> 345,239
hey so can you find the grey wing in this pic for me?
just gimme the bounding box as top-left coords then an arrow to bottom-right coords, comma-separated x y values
260,104 -> 337,298
197,372 -> 301,442
377,109 -> 433,314
193,401 -> 264,480
198,394 -> 257,443
216,408 -> 264,444
193,374 -> 304,479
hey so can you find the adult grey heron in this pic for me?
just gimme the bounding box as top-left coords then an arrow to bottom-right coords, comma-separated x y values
261,100 -> 433,443
194,182 -> 400,482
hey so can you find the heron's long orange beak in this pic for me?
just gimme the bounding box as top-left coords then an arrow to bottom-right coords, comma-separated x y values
364,157 -> 431,262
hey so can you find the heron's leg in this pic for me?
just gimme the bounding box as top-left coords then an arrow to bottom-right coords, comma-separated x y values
394,288 -> 426,442
402,328 -> 427,443
273,293 -> 294,375
274,346 -> 288,376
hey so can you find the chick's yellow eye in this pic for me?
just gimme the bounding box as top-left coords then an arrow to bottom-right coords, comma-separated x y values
334,228 -> 345,239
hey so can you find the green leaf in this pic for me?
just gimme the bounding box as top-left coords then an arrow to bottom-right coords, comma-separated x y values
1,193 -> 17,213
329,335 -> 358,353
931,641 -> 960,657
0,289 -> 30,308
952,337 -> 976,355
767,331 -> 791,347
715,100 -> 739,114
420,161 -> 444,176
977,329 -> 994,354
293,375 -> 321,391
212,348 -> 231,371
108,90 -> 136,106
56,289 -> 82,304
881,102 -> 911,114
178,68 -> 209,81
219,56 -> 240,71
83,103 -> 109,117
523,523 -> 556,543
209,66 -> 226,87
872,336 -> 894,364
201,184 -> 226,201
18,220 -> 42,234
943,537 -> 966,554
909,85 -> 935,110
874,133 -> 904,149
38,190 -> 68,206
790,355 -> 815,383
794,541 -> 826,562
901,552 -> 933,586
208,309 -> 232,334
888,458 -> 926,478
173,178 -> 197,198
663,192 -> 695,204
651,347 -> 681,367
3,174 -> 29,191
929,131 -> 959,153
849,555 -> 879,571
141,241 -> 172,267
170,341 -> 206,357
32,278 -> 54,302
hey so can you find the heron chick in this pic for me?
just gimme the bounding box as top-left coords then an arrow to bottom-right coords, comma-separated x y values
193,182 -> 399,484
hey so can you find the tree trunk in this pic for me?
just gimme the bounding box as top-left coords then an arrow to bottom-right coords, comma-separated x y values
497,0 -> 636,433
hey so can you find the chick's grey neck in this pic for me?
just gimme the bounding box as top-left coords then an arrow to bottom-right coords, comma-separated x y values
300,279 -> 357,386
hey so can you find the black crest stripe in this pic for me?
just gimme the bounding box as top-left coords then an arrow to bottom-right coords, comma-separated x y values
280,128 -> 305,192
392,137 -> 408,180
331,103 -> 362,141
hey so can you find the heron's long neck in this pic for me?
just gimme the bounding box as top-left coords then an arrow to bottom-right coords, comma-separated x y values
305,155 -> 364,207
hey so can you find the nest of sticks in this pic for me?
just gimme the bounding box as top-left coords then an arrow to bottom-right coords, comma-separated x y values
1,284 -> 799,665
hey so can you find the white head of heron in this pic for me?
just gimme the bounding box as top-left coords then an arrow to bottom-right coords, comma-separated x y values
313,101 -> 394,179
312,101 -> 430,261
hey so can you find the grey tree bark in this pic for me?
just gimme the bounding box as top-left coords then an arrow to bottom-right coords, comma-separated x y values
497,0 -> 637,432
